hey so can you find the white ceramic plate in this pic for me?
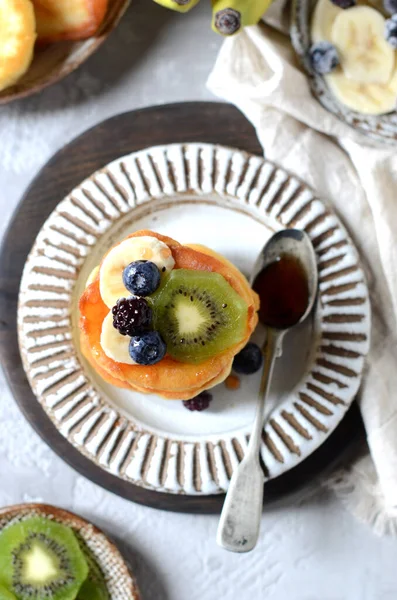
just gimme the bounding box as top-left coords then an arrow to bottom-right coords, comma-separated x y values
17,143 -> 370,496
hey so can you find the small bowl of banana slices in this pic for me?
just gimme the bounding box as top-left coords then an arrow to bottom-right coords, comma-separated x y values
291,0 -> 397,144
0,0 -> 130,105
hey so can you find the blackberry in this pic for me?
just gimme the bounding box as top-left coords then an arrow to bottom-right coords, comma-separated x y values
112,297 -> 152,336
183,391 -> 213,412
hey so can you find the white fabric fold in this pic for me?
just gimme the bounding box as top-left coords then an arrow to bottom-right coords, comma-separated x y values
208,20 -> 397,532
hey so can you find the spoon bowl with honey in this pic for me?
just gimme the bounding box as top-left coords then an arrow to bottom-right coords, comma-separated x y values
217,229 -> 318,553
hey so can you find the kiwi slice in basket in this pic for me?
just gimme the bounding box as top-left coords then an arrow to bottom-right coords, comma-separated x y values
76,541 -> 109,600
0,584 -> 17,600
152,269 -> 248,363
0,517 -> 88,600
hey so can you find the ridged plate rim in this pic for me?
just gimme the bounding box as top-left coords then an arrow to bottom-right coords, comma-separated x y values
17,142 -> 371,496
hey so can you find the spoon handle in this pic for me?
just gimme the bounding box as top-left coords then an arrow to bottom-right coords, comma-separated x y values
249,329 -> 281,453
216,330 -> 280,553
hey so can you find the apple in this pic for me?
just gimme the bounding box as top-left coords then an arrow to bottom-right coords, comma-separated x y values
33,0 -> 108,43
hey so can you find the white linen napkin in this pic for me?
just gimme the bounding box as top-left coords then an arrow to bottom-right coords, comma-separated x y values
207,17 -> 397,535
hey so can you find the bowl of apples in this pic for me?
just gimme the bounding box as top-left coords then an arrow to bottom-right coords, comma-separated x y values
0,0 -> 130,104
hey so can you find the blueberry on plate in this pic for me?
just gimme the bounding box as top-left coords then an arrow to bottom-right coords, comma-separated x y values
385,15 -> 397,48
384,0 -> 397,16
122,260 -> 161,296
309,41 -> 339,75
112,297 -> 152,336
183,391 -> 213,412
129,330 -> 167,365
233,342 -> 263,375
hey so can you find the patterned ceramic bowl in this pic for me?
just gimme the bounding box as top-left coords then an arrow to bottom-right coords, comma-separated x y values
0,503 -> 140,599
0,0 -> 130,105
290,0 -> 397,145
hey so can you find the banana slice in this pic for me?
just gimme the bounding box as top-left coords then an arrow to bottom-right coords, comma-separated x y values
311,0 -> 387,45
100,312 -> 136,365
85,265 -> 99,288
311,0 -> 342,43
0,0 -> 36,92
331,6 -> 394,84
326,66 -> 397,114
100,236 -> 175,308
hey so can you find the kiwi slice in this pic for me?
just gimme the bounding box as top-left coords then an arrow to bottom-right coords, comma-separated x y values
0,584 -> 17,600
152,269 -> 248,363
76,541 -> 109,600
0,517 -> 88,600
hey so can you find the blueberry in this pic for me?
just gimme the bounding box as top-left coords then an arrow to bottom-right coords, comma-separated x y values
129,331 -> 167,365
329,0 -> 355,7
384,0 -> 397,15
309,42 -> 339,75
385,15 -> 397,47
183,391 -> 213,412
112,297 -> 152,336
233,342 -> 263,375
122,260 -> 161,296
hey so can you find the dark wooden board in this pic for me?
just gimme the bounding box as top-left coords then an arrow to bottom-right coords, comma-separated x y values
0,102 -> 365,513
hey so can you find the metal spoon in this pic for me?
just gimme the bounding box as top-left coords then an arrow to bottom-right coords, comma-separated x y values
216,229 -> 318,553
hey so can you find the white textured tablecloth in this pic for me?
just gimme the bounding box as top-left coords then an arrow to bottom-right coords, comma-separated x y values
2,1 -> 397,596
207,18 -> 397,535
